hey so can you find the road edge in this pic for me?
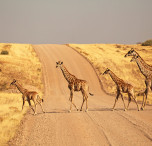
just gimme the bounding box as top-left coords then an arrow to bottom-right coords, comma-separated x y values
66,44 -> 114,96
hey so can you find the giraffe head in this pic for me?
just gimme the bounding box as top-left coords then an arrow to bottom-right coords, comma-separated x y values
56,61 -> 63,68
103,68 -> 110,75
124,48 -> 137,57
130,55 -> 139,62
10,79 -> 17,86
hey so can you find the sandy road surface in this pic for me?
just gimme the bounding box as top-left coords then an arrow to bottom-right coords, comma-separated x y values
10,45 -> 152,146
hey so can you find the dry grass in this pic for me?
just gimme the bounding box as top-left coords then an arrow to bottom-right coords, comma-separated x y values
0,93 -> 27,145
0,43 -> 43,145
68,44 -> 152,104
0,43 -> 43,91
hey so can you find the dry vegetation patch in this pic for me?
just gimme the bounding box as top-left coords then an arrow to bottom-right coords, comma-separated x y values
0,43 -> 43,145
68,44 -> 152,104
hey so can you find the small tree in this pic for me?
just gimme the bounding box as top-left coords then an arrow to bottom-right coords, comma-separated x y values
142,39 -> 152,46
1,50 -> 9,55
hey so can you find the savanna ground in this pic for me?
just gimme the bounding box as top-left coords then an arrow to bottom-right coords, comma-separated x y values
68,44 -> 152,103
0,43 -> 43,145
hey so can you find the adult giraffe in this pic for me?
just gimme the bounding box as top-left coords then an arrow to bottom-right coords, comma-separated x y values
125,48 -> 152,110
56,61 -> 93,112
103,68 -> 139,111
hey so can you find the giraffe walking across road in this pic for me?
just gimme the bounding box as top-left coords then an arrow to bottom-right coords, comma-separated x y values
125,49 -> 152,110
103,68 -> 139,111
10,79 -> 45,115
56,61 -> 93,112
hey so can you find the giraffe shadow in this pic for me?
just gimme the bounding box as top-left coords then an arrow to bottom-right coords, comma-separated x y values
45,110 -> 69,114
89,108 -> 143,112
109,107 -> 152,111
28,111 -> 67,115
28,107 -> 152,115
114,108 -> 139,111
88,108 -> 112,112
29,109 -> 82,115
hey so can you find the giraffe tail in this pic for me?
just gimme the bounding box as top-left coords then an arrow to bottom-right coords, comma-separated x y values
37,95 -> 44,102
89,93 -> 94,96
88,86 -> 94,96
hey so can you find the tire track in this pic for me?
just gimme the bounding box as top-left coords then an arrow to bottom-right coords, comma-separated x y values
88,110 -> 152,145
117,111 -> 152,141
86,112 -> 112,146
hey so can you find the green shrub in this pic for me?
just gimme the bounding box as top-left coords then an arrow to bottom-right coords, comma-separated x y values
141,39 -> 152,46
1,50 -> 9,55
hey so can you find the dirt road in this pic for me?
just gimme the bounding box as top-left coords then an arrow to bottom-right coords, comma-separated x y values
11,45 -> 152,146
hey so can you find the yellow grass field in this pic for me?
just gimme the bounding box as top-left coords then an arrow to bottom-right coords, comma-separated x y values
68,44 -> 152,104
0,43 -> 43,145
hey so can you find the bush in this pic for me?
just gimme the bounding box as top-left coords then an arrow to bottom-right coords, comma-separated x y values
141,39 -> 152,46
1,50 -> 9,55
115,44 -> 121,48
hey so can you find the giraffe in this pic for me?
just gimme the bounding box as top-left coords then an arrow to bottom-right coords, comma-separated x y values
56,61 -> 93,112
128,52 -> 152,110
10,79 -> 45,115
103,68 -> 139,111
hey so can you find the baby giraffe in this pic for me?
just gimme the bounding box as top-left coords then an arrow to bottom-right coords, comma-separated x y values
10,79 -> 45,115
103,68 -> 139,111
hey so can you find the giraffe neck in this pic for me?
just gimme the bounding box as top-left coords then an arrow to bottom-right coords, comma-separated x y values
108,70 -> 123,85
135,57 -> 152,77
60,65 -> 77,83
134,51 -> 152,71
14,82 -> 27,94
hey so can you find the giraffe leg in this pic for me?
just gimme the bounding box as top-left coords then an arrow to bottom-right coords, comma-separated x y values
127,95 -> 131,110
71,99 -> 78,111
120,93 -> 127,111
85,95 -> 88,112
132,96 -> 140,111
37,100 -> 45,113
27,100 -> 35,114
34,104 -> 37,115
112,91 -> 120,111
141,92 -> 145,110
22,100 -> 25,110
132,89 -> 139,111
141,79 -> 150,110
33,99 -> 38,115
80,90 -> 86,111
141,80 -> 147,110
22,95 -> 25,110
143,86 -> 150,110
69,90 -> 78,112
129,91 -> 140,111
69,89 -> 73,113
80,98 -> 85,111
